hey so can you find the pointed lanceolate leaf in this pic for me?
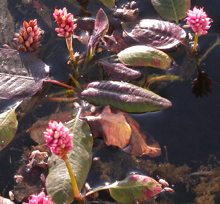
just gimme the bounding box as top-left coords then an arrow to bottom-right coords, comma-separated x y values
46,119 -> 93,204
86,174 -> 162,204
151,0 -> 191,23
0,48 -> 49,99
99,0 -> 115,8
118,45 -> 172,69
86,9 -> 109,61
122,19 -> 186,50
0,102 -> 21,151
81,81 -> 172,113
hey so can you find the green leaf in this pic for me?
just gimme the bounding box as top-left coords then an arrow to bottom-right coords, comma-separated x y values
118,45 -> 172,69
81,81 -> 172,113
86,174 -> 162,204
151,0 -> 191,23
46,119 -> 93,204
99,0 -> 115,8
0,102 -> 20,151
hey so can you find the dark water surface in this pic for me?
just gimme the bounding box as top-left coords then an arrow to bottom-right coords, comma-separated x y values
1,0 -> 220,203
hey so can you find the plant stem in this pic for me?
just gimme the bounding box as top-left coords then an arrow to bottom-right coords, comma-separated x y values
44,79 -> 75,91
198,37 -> 220,64
66,36 -> 76,63
63,155 -> 83,202
193,34 -> 199,52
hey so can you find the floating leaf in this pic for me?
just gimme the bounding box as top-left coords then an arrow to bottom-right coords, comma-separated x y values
99,61 -> 141,81
86,174 -> 162,204
86,9 -> 109,61
99,0 -> 115,8
81,81 -> 172,113
0,48 -> 49,99
151,0 -> 191,23
118,45 -> 172,69
122,19 -> 186,49
0,102 -> 21,151
46,119 -> 93,204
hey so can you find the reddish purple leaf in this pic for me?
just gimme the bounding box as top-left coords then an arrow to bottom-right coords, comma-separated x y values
0,48 -> 49,99
122,19 -> 186,50
99,61 -> 141,81
86,8 -> 109,61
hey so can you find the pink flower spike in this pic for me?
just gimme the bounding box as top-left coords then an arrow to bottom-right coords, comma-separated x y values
185,7 -> 212,36
44,121 -> 74,159
24,192 -> 54,204
53,7 -> 77,38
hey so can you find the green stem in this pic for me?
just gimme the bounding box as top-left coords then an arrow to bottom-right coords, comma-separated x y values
63,155 -> 83,202
66,36 -> 76,63
193,34 -> 199,52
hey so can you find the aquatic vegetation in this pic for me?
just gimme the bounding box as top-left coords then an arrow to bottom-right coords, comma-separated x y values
0,0 -> 220,203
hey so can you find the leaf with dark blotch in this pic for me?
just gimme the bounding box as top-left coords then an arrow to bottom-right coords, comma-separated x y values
86,174 -> 162,204
122,19 -> 186,50
46,119 -> 93,204
0,48 -> 49,99
81,81 -> 172,113
99,0 -> 115,8
0,102 -> 21,151
86,9 -> 109,61
118,45 -> 172,69
99,61 -> 141,81
151,0 -> 191,23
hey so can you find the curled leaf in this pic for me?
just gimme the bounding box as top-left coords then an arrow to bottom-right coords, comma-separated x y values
151,0 -> 191,23
81,81 -> 172,113
118,45 -> 172,69
86,9 -> 109,61
122,19 -> 186,49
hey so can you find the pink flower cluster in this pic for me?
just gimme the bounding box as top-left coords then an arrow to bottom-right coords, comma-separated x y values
15,19 -> 44,53
23,192 -> 53,204
186,7 -> 212,36
53,7 -> 77,38
44,121 -> 74,158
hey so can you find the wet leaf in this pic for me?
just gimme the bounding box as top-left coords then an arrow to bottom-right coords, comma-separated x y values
86,9 -> 109,61
0,102 -> 21,151
46,119 -> 93,204
81,81 -> 172,113
118,45 -> 172,69
0,196 -> 14,204
99,61 -> 141,81
99,0 -> 115,8
84,106 -> 132,149
151,0 -> 191,23
86,174 -> 162,204
122,19 -> 186,49
0,48 -> 49,99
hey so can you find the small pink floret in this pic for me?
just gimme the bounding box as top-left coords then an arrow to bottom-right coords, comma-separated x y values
24,192 -> 54,204
53,7 -> 77,38
185,6 -> 212,36
44,121 -> 74,158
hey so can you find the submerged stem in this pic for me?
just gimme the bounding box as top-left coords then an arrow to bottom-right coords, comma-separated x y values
198,37 -> 220,64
